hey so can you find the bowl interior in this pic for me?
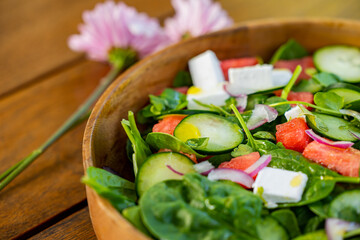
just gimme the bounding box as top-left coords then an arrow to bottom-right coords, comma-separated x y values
83,18 -> 360,239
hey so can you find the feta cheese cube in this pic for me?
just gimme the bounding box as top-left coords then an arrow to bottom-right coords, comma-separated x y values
188,50 -> 225,91
228,64 -> 273,91
187,86 -> 230,110
284,106 -> 306,121
253,167 -> 308,207
272,69 -> 293,87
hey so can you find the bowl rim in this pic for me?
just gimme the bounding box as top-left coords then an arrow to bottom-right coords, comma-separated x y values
82,17 -> 360,239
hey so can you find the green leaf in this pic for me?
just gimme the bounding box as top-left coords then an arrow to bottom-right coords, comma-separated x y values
329,190 -> 360,223
82,167 -> 136,212
271,209 -> 301,238
246,94 -> 269,111
185,137 -> 209,148
207,153 -> 232,168
256,216 -> 289,240
293,78 -> 323,93
231,144 -> 254,157
314,92 -> 344,111
253,131 -> 276,141
303,216 -> 324,234
312,72 -> 341,87
121,111 -> 152,176
265,96 -> 291,115
139,173 -> 263,240
122,206 -> 152,236
270,39 -> 308,64
173,70 -> 193,87
293,230 -> 327,240
145,132 -> 206,158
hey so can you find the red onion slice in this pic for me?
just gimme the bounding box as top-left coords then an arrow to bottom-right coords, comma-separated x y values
208,168 -> 254,188
247,104 -> 278,130
193,161 -> 215,176
349,130 -> 360,140
245,154 -> 272,177
235,95 -> 248,113
305,129 -> 354,149
326,218 -> 360,240
166,165 -> 184,176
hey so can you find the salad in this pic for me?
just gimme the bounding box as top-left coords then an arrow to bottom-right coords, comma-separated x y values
83,40 -> 360,240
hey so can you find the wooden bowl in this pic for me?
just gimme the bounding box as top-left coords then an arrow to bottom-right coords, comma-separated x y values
83,18 -> 360,239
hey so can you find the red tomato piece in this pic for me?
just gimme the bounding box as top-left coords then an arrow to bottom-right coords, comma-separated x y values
276,118 -> 312,152
220,57 -> 259,80
274,56 -> 315,81
152,115 -> 186,135
303,141 -> 360,177
219,152 -> 260,171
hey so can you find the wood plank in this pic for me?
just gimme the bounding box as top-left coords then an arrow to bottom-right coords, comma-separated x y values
219,0 -> 360,22
28,207 -> 96,240
0,0 -> 173,97
0,61 -> 109,239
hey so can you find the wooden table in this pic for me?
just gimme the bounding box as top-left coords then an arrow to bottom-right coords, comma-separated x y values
1,0 -> 359,239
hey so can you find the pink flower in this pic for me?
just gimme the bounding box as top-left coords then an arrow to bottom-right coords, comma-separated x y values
68,1 -> 169,61
164,0 -> 233,43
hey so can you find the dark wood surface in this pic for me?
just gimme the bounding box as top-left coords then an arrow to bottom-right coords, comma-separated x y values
0,0 -> 359,239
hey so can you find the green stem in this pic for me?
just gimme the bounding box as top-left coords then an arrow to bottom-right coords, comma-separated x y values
281,65 -> 302,99
0,66 -> 121,191
268,101 -> 342,116
345,228 -> 360,238
230,104 -> 256,149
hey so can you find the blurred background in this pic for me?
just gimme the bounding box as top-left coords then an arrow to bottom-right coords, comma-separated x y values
0,0 -> 360,239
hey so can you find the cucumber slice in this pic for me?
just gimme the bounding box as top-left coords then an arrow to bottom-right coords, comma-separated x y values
306,112 -> 360,141
314,45 -> 360,83
136,152 -> 195,196
327,88 -> 360,104
174,113 -> 243,154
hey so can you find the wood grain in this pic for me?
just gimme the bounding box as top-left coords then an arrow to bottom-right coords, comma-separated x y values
28,207 -> 96,240
0,0 -> 173,97
0,60 -> 108,239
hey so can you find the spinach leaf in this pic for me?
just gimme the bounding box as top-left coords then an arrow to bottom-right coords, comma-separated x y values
253,131 -> 276,141
256,216 -> 289,240
185,137 -> 209,149
208,153 -> 233,167
329,190 -> 360,223
173,70 -> 193,87
312,72 -> 341,87
254,139 -> 279,155
303,216 -> 324,233
293,230 -> 327,240
308,184 -> 345,218
246,94 -> 269,111
268,149 -> 337,206
121,112 -> 152,176
122,206 -> 152,236
271,209 -> 301,238
82,167 -> 136,212
145,132 -> 206,158
270,39 -> 308,64
293,78 -> 323,93
231,144 -> 254,157
138,88 -> 187,121
140,173 -> 263,240
292,206 -> 316,232
265,96 -> 290,115
314,92 -> 344,111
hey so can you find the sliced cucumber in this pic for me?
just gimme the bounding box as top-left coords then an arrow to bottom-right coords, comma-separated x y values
314,45 -> 360,83
327,88 -> 360,105
306,112 -> 360,141
174,113 -> 243,154
136,152 -> 195,196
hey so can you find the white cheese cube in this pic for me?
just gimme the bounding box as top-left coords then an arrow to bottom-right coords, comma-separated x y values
188,50 -> 225,91
187,87 -> 230,110
272,69 -> 293,87
253,167 -> 308,208
284,106 -> 306,121
228,64 -> 273,91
